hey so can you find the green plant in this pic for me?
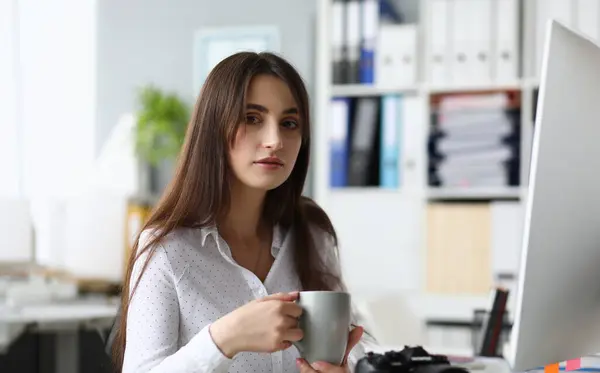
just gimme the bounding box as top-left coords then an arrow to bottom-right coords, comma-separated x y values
134,85 -> 190,166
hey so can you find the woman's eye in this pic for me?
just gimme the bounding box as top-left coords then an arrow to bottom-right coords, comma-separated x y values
245,115 -> 260,125
282,120 -> 299,129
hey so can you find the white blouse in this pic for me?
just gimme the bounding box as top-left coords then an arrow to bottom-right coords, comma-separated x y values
122,223 -> 377,373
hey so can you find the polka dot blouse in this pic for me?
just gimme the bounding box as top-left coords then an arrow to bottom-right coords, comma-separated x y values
121,224 -> 376,372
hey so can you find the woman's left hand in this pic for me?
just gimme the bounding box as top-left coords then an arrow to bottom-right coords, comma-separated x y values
296,326 -> 364,372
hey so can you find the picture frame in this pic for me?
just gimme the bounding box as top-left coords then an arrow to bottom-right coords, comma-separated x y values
193,25 -> 281,96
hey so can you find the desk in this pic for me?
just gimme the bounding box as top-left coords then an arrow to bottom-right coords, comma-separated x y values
0,297 -> 118,373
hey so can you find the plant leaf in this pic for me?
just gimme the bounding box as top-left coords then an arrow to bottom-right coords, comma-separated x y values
134,84 -> 190,166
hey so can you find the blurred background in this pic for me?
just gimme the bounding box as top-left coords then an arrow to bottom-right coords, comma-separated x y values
0,0 -> 592,372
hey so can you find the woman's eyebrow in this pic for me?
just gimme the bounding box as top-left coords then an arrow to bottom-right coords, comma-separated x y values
246,103 -> 298,115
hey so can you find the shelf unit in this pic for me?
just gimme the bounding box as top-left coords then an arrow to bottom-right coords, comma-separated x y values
315,1 -> 541,201
312,0 -> 545,319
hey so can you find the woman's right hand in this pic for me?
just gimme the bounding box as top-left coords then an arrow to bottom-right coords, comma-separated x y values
209,291 -> 304,358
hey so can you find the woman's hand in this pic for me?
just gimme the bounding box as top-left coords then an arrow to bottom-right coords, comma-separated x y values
296,326 -> 364,372
209,291 -> 303,358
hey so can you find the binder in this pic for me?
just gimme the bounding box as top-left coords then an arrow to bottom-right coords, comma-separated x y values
477,287 -> 510,357
359,0 -> 379,84
490,201 -> 523,292
330,98 -> 351,187
400,96 -> 426,189
376,24 -> 418,87
345,0 -> 362,84
449,0 -> 472,84
332,0 -> 347,84
493,0 -> 520,82
468,0 -> 493,83
348,97 -> 379,186
427,0 -> 451,85
380,94 -> 402,188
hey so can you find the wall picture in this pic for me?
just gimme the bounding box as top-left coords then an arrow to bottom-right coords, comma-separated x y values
193,25 -> 280,96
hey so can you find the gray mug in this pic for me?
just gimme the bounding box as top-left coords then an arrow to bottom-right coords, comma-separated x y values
292,291 -> 352,365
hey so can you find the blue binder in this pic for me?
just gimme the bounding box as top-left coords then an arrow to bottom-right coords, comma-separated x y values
330,97 -> 351,187
379,94 -> 402,188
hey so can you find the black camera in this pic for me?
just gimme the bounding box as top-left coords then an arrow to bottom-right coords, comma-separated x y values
355,345 -> 471,373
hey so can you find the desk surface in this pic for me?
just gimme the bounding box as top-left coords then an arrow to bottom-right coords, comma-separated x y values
0,297 -> 119,352
0,297 -> 118,324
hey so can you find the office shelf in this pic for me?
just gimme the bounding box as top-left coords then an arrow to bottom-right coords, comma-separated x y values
427,187 -> 523,200
331,84 -> 421,97
312,0 -> 545,321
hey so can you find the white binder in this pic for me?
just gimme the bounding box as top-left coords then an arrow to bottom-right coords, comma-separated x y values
467,0 -> 494,83
427,0 -> 451,85
493,0 -> 520,82
376,24 -> 417,87
449,0 -> 472,84
401,96 -> 426,189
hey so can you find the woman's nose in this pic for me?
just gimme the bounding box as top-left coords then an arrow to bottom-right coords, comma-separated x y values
261,122 -> 283,150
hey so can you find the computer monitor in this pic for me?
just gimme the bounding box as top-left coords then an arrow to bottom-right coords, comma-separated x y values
507,20 -> 600,372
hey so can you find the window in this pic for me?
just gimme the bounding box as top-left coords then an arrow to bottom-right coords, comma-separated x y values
0,0 -> 97,199
0,0 -> 98,263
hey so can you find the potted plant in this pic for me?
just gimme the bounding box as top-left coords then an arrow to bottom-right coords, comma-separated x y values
134,84 -> 190,196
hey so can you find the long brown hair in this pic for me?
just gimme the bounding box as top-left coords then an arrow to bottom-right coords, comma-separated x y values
111,52 -> 342,370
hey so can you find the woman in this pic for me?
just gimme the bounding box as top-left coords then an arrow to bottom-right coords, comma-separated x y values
112,51 -> 377,373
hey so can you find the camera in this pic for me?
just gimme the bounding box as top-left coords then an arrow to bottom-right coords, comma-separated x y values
355,345 -> 470,373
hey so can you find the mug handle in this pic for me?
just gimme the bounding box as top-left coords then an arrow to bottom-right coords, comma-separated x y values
290,296 -> 304,352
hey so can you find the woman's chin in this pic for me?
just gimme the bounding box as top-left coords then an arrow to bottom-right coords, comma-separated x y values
245,177 -> 288,192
